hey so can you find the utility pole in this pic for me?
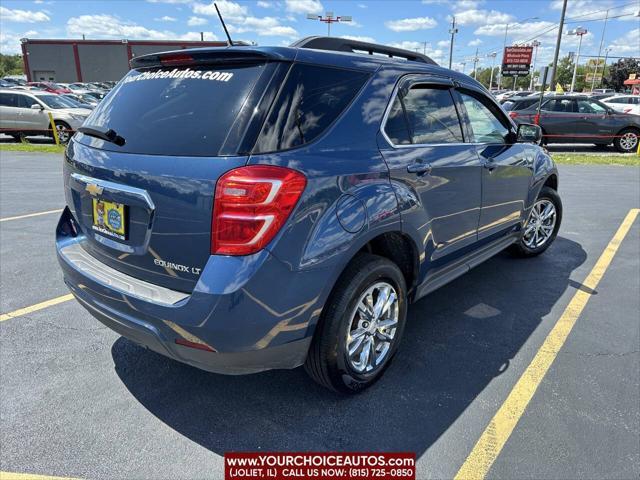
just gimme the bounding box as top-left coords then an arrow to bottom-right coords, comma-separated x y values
488,52 -> 497,90
550,0 -> 568,88
591,8 -> 609,91
306,12 -> 352,36
600,47 -> 612,88
460,61 -> 466,74
472,48 -> 479,80
568,27 -> 587,92
448,16 -> 458,70
200,31 -> 204,41
529,40 -> 541,90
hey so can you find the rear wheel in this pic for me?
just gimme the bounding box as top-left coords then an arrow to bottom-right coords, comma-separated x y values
305,253 -> 407,394
614,128 -> 639,153
510,186 -> 562,257
53,121 -> 71,144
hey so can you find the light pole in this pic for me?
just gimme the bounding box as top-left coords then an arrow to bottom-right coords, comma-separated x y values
472,48 -> 479,80
460,61 -> 466,74
448,16 -> 458,70
498,16 -> 539,89
529,40 -> 541,90
590,8 -> 609,91
306,12 -> 352,36
568,27 -> 587,93
599,47 -> 612,88
488,52 -> 497,90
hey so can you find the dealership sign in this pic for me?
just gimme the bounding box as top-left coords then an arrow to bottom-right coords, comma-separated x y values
502,46 -> 534,77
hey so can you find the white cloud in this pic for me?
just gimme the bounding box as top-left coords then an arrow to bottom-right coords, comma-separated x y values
607,28 -> 640,55
192,0 -> 248,21
0,6 -> 50,23
341,35 -> 375,43
0,29 -> 38,54
155,15 -> 177,22
385,16 -> 437,32
451,9 -> 514,26
257,1 -> 273,7
229,16 -> 298,38
357,3 -> 367,8
147,0 -> 192,3
437,40 -> 449,48
67,15 -> 174,39
284,0 -> 323,14
180,31 -> 218,41
187,16 -> 208,26
468,38 -> 482,46
454,0 -> 483,8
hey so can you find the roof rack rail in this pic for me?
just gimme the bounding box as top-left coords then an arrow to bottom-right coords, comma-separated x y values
291,36 -> 438,65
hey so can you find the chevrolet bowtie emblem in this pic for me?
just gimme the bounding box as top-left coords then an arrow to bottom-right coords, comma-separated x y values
85,183 -> 104,196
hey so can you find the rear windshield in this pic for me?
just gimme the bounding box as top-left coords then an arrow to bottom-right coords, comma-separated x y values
77,64 -> 266,156
254,64 -> 370,153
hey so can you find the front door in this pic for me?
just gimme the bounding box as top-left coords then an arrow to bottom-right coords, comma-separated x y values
16,94 -> 49,132
378,76 -> 482,268
456,88 -> 534,240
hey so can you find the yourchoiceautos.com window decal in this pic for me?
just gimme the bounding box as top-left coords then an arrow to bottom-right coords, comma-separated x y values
123,68 -> 234,84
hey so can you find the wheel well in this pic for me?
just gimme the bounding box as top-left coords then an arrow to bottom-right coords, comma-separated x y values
543,174 -> 558,191
360,232 -> 418,292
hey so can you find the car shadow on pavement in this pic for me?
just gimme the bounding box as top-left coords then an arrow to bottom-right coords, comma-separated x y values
112,236 -> 586,456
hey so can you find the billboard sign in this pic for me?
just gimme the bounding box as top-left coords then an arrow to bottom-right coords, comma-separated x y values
502,46 -> 534,77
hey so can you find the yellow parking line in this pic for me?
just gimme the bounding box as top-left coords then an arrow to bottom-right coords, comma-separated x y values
0,294 -> 74,323
0,209 -> 63,223
455,207 -> 639,480
0,472 -> 79,480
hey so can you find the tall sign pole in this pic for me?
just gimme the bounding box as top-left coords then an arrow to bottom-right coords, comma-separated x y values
591,9 -> 609,91
568,27 -> 588,93
550,0 -> 568,88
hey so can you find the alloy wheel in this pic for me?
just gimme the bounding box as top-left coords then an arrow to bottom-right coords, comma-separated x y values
56,124 -> 70,143
523,199 -> 557,249
346,281 -> 399,373
619,132 -> 638,152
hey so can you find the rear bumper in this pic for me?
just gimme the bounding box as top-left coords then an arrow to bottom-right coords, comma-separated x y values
56,207 -> 328,374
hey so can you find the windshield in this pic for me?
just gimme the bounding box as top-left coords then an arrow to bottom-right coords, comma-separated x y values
38,94 -> 80,109
78,63 -> 267,156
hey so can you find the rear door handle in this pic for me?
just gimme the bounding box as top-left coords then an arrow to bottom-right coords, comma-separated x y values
407,162 -> 432,175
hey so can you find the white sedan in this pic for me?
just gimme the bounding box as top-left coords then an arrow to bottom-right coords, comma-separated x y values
601,95 -> 640,115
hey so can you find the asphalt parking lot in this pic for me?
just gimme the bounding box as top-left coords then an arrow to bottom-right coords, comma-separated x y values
1,151 -> 639,480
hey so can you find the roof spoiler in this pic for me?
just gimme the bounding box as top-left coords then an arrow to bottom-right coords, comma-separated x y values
129,45 -> 290,69
291,36 -> 437,65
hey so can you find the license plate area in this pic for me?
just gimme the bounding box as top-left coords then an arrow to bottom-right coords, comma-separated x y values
92,198 -> 127,241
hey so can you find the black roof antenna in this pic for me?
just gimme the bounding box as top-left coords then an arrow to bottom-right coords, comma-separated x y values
214,2 -> 233,46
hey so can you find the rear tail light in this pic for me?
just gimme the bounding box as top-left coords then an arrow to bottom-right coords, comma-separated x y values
212,165 -> 307,255
508,111 -> 519,119
160,53 -> 194,66
533,113 -> 541,125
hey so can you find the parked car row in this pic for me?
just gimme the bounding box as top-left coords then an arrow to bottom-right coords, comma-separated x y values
0,77 -> 117,142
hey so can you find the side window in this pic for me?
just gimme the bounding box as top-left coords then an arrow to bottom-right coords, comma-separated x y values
384,96 -> 411,145
16,95 -> 36,108
254,64 -> 370,153
0,93 -> 20,107
542,99 -> 576,113
577,100 -> 606,114
459,92 -> 510,144
401,86 -> 463,144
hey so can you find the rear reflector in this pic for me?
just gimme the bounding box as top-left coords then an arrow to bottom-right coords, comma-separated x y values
175,338 -> 216,352
212,165 -> 306,256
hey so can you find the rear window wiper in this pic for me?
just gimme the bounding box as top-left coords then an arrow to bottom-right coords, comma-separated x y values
78,125 -> 126,146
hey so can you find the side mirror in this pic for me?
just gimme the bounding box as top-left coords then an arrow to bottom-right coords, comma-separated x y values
516,123 -> 542,145
30,103 -> 43,110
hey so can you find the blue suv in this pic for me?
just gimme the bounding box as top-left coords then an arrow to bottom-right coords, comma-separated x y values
56,38 -> 561,393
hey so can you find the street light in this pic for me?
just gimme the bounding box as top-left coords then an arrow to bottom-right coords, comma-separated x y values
306,12 -> 352,36
568,26 -> 588,93
487,52 -> 497,90
448,16 -> 458,70
498,16 -> 539,89
529,40 -> 541,90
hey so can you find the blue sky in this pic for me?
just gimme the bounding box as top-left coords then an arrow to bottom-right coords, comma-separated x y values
1,0 -> 638,71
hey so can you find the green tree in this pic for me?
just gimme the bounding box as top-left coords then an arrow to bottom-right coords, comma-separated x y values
552,55 -> 574,89
604,57 -> 640,91
0,54 -> 24,77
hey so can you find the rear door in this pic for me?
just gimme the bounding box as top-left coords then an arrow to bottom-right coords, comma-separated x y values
538,98 -> 579,142
0,93 -> 21,131
65,59 -> 289,292
456,88 -> 533,240
378,75 -> 482,262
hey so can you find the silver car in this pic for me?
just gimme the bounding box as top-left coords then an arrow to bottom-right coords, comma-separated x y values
0,89 -> 91,143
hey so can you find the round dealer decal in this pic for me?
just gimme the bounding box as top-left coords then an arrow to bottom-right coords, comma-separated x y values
108,208 -> 122,230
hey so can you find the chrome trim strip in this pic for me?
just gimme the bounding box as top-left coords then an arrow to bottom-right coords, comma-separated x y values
60,242 -> 189,306
70,173 -> 156,211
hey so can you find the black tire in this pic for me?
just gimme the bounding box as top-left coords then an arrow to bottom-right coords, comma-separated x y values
10,133 -> 26,142
613,128 -> 639,153
53,121 -> 72,144
510,186 -> 562,257
304,253 -> 408,394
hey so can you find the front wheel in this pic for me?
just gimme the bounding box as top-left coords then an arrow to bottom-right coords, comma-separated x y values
510,186 -> 562,257
614,128 -> 639,153
305,253 -> 407,394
